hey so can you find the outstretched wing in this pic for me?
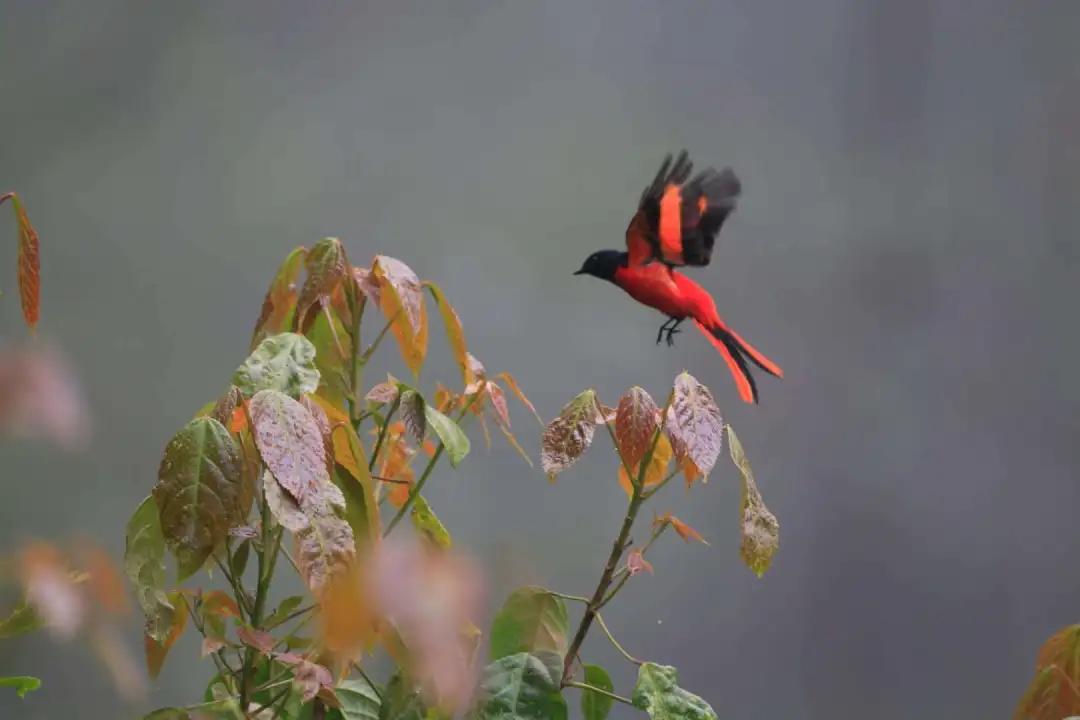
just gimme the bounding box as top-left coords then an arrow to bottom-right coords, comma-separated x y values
624,150 -> 741,267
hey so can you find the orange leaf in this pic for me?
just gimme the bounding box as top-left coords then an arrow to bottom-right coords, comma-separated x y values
202,590 -> 241,618
251,245 -> 306,348
627,549 -> 653,576
318,561 -> 376,658
682,456 -> 703,487
497,372 -> 541,425
81,545 -> 130,616
486,381 -> 511,430
388,477 -> 413,508
1016,624 -> 1080,719
144,592 -> 187,679
2,194 -> 40,332
434,383 -> 455,413
617,433 -> 673,497
372,256 -> 428,375
424,281 -> 472,386
653,512 -> 708,545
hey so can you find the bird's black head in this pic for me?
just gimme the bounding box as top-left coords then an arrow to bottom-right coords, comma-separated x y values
574,250 -> 625,282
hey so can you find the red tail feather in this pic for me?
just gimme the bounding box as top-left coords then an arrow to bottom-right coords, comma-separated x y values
694,320 -> 756,404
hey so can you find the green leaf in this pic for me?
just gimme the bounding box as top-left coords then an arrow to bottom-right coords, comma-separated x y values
581,665 -> 614,720
335,677 -> 382,720
230,538 -> 251,579
142,697 -> 243,719
380,674 -> 426,720
153,417 -> 243,580
410,495 -> 451,550
469,651 -> 567,720
424,404 -> 470,467
424,281 -> 472,386
265,595 -> 305,628
490,587 -> 569,660
251,245 -> 307,349
248,390 -> 343,512
306,296 -> 355,408
0,601 -> 42,639
727,426 -> 779,577
541,389 -> 598,480
632,663 -> 717,720
234,332 -> 320,398
0,675 -> 41,698
124,495 -> 174,640
667,372 -> 724,477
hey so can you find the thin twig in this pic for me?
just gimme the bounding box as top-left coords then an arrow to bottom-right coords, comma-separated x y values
565,681 -> 635,706
265,604 -> 315,631
368,395 -> 401,472
594,612 -> 642,665
545,590 -> 591,604
249,684 -> 291,716
383,394 -> 479,536
351,663 -> 385,703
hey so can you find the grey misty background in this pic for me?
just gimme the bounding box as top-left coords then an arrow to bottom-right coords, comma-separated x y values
1,1 -> 1078,717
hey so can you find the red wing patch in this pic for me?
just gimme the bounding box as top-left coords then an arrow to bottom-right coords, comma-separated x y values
630,151 -> 741,267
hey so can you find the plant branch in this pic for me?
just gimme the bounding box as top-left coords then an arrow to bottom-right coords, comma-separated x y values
348,284 -> 366,423
545,590 -> 591,604
249,685 -> 291,717
600,522 -> 669,609
565,681 -> 635,707
351,663 -> 385,703
240,498 -> 279,708
360,312 -> 397,364
214,554 -> 253,619
383,394 -> 479,536
368,395 -> 401,472
561,393 -> 672,686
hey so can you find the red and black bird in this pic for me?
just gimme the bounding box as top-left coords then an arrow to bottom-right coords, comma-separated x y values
574,151 -> 783,404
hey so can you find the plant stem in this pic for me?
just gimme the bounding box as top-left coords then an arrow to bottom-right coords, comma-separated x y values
249,685 -> 291,717
594,612 -> 642,665
265,604 -> 315,631
368,395 -> 401,472
214,554 -> 252,619
240,499 -> 280,708
565,681 -> 635,706
561,490 -> 644,686
383,395 -> 479,536
600,523 -> 669,609
561,394 -> 672,686
351,663 -> 385,703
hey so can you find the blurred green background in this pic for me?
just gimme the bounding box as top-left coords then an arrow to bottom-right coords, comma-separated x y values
2,1 -> 1079,717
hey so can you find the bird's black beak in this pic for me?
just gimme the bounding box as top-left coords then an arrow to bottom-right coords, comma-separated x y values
573,266 -> 587,275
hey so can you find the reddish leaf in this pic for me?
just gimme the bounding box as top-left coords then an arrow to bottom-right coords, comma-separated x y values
541,390 -> 598,480
1016,624 -> 1080,719
201,636 -> 226,657
487,382 -> 511,430
353,266 -> 381,304
615,387 -> 660,469
497,372 -> 541,425
297,238 -> 349,331
144,591 -> 187,679
236,625 -> 275,654
425,281 -> 472,386
294,659 -> 334,702
1,194 -> 40,331
81,544 -> 130,616
202,590 -> 241,619
366,379 -> 400,404
595,404 -> 617,424
18,543 -> 84,638
667,372 -> 724,477
372,255 -> 428,374
210,386 -> 243,429
248,390 -> 343,512
627,550 -> 653,576
617,433 -> 673,497
251,246 -> 306,349
0,343 -> 89,449
653,512 -> 708,545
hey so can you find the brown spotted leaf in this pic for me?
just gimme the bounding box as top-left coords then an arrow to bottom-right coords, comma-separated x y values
2,194 -> 40,331
366,378 -> 401,404
615,387 -> 660,469
667,372 -> 724,477
152,417 -> 243,580
540,389 -> 598,480
248,390 -> 343,513
727,426 -> 778,577
297,237 -> 349,331
296,512 -> 355,596
263,470 -> 309,533
210,386 -> 243,428
251,246 -> 307,349
399,389 -> 426,444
